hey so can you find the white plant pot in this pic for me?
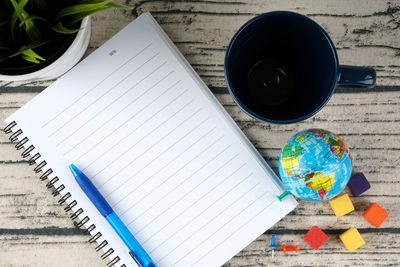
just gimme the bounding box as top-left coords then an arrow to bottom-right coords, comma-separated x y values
0,17 -> 91,82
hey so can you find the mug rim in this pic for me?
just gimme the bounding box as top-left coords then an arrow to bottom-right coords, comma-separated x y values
224,11 -> 339,124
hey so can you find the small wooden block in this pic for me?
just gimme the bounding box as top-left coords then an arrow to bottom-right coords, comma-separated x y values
340,228 -> 365,252
302,226 -> 328,250
347,173 -> 370,196
363,203 -> 389,227
329,193 -> 354,217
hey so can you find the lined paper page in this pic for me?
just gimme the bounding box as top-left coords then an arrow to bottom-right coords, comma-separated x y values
6,13 -> 297,267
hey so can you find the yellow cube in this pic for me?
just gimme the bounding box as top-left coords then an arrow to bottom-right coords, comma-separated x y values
340,228 -> 365,252
329,193 -> 354,217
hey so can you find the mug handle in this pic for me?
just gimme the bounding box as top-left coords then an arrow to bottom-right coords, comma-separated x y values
337,65 -> 376,88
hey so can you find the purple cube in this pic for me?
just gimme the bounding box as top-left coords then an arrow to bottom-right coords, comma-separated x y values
347,173 -> 370,196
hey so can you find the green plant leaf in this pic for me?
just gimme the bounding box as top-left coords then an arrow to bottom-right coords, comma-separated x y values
21,53 -> 40,63
21,48 -> 45,60
10,0 -> 29,22
52,22 -> 81,34
10,11 -> 18,42
64,2 -> 132,27
55,0 -> 113,20
65,6 -> 109,26
10,0 -> 41,41
16,48 -> 45,63
9,39 -> 50,58
11,0 -> 29,12
77,1 -> 133,10
19,15 -> 49,27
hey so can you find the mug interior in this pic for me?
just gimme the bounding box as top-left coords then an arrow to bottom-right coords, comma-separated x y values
225,12 -> 338,123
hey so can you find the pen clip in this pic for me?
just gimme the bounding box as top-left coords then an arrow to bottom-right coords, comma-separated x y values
129,251 -> 143,267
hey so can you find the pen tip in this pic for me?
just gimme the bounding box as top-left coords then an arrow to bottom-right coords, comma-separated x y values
69,163 -> 82,177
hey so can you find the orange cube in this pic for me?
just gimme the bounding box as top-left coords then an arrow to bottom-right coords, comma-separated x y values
362,203 -> 388,227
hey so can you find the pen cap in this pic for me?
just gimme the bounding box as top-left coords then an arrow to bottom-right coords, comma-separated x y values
69,164 -> 113,216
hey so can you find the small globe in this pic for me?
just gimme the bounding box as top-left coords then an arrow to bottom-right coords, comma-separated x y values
278,129 -> 352,202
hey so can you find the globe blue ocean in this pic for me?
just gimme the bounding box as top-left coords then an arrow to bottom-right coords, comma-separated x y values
278,129 -> 352,202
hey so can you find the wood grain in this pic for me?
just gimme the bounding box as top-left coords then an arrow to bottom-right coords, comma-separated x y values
1,0 -> 399,266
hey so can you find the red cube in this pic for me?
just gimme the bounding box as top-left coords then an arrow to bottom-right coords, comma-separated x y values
302,226 -> 329,250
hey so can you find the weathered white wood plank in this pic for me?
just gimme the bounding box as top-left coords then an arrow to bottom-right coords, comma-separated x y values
1,231 -> 398,267
0,143 -> 398,182
0,0 -> 399,266
1,0 -> 400,91
228,232 -> 400,267
0,234 -> 105,267
0,155 -> 397,227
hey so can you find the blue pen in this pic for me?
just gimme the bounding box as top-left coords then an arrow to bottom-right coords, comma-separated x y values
69,164 -> 156,267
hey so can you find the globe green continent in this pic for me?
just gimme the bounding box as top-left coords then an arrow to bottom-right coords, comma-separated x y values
279,129 -> 352,202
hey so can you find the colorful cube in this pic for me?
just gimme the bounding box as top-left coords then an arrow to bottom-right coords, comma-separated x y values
329,193 -> 354,217
339,227 -> 365,252
363,203 -> 389,227
302,226 -> 328,250
347,173 -> 370,196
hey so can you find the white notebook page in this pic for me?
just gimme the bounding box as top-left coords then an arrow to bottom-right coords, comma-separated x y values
6,13 -> 297,267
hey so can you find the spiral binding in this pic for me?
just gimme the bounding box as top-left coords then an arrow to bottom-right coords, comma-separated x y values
4,121 -> 122,266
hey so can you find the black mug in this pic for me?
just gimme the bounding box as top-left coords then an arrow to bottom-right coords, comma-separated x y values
224,11 -> 376,124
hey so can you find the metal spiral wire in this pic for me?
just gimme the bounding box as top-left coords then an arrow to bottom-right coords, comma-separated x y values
4,121 -> 122,266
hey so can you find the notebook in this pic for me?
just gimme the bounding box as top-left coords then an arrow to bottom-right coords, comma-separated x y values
4,13 -> 297,267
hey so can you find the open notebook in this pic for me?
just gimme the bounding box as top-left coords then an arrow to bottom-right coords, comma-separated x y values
4,13 -> 297,267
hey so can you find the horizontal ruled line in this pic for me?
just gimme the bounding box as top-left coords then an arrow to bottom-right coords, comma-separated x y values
48,53 -> 163,139
129,150 -> 238,230
164,181 -> 266,264
110,114 -> 211,207
41,43 -> 153,129
93,88 -> 191,183
117,135 -> 225,217
55,69 -> 173,148
71,80 -> 182,163
103,109 -> 207,197
146,172 -> 253,253
124,141 -> 230,224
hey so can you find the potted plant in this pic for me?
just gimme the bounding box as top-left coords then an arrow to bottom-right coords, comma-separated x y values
0,0 -> 132,81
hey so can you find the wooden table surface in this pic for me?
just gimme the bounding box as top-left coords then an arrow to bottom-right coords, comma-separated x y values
1,0 -> 399,266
